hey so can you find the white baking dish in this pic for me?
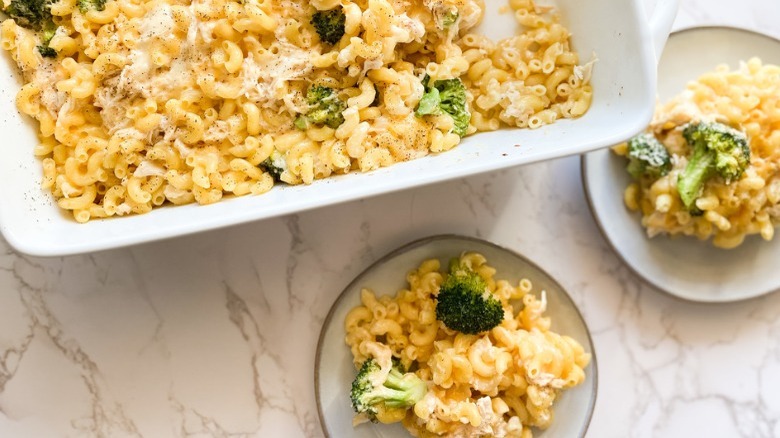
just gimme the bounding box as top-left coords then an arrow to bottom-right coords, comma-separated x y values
0,0 -> 678,256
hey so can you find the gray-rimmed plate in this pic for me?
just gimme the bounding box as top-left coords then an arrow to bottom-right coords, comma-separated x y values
582,27 -> 780,302
314,235 -> 597,437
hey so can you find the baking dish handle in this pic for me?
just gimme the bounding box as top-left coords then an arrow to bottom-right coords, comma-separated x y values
648,0 -> 680,63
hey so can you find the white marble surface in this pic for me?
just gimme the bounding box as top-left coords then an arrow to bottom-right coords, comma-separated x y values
2,1 -> 780,437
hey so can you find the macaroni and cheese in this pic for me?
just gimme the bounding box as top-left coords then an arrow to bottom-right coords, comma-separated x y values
2,0 -> 592,222
615,58 -> 780,249
344,252 -> 591,437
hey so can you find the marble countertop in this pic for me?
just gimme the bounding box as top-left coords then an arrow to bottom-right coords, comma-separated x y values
2,0 -> 780,436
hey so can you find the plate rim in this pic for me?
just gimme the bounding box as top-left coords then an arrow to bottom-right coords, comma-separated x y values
579,25 -> 780,304
313,233 -> 598,438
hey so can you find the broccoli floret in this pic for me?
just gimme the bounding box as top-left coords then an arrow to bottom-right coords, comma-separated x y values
4,0 -> 51,29
78,0 -> 104,11
415,75 -> 471,137
677,121 -> 750,211
36,43 -> 55,57
626,133 -> 671,179
77,0 -> 106,12
350,358 -> 427,422
311,8 -> 345,45
435,258 -> 504,334
3,0 -> 61,56
36,24 -> 56,57
259,150 -> 286,182
295,85 -> 346,129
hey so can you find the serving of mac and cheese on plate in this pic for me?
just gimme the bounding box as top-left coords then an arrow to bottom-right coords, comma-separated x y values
1,0 -> 593,222
613,58 -> 780,249
582,26 -> 780,302
316,235 -> 596,438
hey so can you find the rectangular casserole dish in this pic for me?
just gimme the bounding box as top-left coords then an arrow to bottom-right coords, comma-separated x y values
0,0 -> 678,256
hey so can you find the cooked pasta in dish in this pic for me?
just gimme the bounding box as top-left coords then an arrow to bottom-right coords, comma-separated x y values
344,252 -> 591,437
1,0 -> 593,222
614,58 -> 780,249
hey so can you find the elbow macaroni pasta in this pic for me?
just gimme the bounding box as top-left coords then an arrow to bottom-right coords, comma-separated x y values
614,58 -> 780,249
2,0 -> 593,222
344,252 -> 591,437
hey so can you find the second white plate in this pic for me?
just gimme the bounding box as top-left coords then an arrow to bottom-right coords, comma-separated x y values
582,27 -> 780,302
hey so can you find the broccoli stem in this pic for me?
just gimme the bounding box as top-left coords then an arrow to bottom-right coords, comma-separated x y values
36,22 -> 57,57
350,357 -> 427,421
293,116 -> 309,130
677,145 -> 715,210
371,368 -> 426,409
416,88 -> 440,115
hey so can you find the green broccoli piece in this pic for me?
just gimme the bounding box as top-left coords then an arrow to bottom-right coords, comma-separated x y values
441,9 -> 459,28
295,85 -> 346,129
677,121 -> 750,211
36,24 -> 56,57
415,75 -> 471,137
431,3 -> 458,29
36,43 -> 56,57
625,133 -> 671,179
3,0 -> 60,57
77,0 -> 106,12
4,0 -> 51,29
259,150 -> 286,182
435,258 -> 504,334
311,8 -> 345,45
350,358 -> 427,422
293,116 -> 309,130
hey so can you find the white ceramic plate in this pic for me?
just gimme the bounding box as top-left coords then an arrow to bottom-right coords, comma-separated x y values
582,27 -> 780,303
315,235 -> 597,438
0,0 -> 678,256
